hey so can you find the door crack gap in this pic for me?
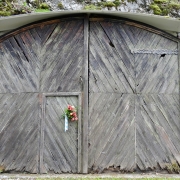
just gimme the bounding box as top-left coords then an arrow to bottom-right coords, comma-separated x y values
99,23 -> 115,48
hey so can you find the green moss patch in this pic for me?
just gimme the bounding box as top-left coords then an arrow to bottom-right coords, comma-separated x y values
84,4 -> 102,10
149,0 -> 180,16
35,8 -> 50,12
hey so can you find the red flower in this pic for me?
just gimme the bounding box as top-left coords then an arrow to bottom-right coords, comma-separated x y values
65,104 -> 78,121
68,105 -> 73,111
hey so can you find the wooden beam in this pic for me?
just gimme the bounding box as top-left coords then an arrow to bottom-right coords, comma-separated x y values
82,14 -> 89,173
78,93 -> 82,173
39,93 -> 46,174
178,41 -> 180,127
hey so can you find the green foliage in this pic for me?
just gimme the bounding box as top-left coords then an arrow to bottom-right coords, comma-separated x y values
127,0 -> 137,3
0,10 -> 11,15
84,4 -> 102,10
77,0 -> 85,2
103,1 -> 116,7
35,8 -> 50,12
39,2 -> 49,9
166,162 -> 180,173
149,3 -> 162,14
169,2 -> 180,10
0,0 -> 33,16
149,0 -> 180,16
91,0 -> 121,10
113,0 -> 121,6
98,0 -> 121,8
34,2 -> 50,12
154,0 -> 168,4
58,2 -> 64,9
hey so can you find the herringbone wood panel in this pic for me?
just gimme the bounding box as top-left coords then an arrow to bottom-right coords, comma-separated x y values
0,17 -> 179,173
0,19 -> 84,173
89,20 -> 179,172
0,35 -> 40,93
0,93 -> 39,173
136,94 -> 180,170
40,20 -> 84,92
89,21 -> 135,94
43,96 -> 78,173
88,93 -> 135,172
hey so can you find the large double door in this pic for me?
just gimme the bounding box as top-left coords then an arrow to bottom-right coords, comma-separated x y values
0,16 -> 179,174
88,19 -> 180,172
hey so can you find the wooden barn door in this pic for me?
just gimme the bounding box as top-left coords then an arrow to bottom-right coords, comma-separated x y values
88,19 -> 136,172
39,19 -> 84,173
41,93 -> 82,173
133,27 -> 180,170
88,18 -> 180,172
0,18 -> 84,173
0,29 -> 42,173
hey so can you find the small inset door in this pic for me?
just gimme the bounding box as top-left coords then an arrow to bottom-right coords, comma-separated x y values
40,93 -> 82,173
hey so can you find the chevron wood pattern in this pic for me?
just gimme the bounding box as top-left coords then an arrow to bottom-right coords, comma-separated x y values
89,21 -> 135,94
0,93 -> 39,173
135,54 -> 179,94
0,35 -> 40,93
88,93 -> 135,172
89,19 -> 179,172
0,18 -> 84,173
43,96 -> 78,173
40,20 -> 84,93
0,17 -> 179,174
136,94 -> 180,170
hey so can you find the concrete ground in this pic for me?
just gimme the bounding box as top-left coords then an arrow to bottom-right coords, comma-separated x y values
0,173 -> 180,180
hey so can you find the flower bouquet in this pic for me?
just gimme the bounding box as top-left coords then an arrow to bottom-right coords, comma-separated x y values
63,105 -> 78,121
63,104 -> 78,132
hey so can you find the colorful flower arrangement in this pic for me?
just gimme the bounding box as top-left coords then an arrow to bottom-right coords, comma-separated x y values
63,105 -> 78,121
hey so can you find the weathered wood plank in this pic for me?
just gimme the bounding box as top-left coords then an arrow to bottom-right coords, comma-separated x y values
136,94 -> 180,169
43,95 -> 79,173
88,93 -> 135,171
82,15 -> 89,174
89,21 -> 135,93
135,54 -> 179,94
40,20 -> 83,92
0,93 -> 39,173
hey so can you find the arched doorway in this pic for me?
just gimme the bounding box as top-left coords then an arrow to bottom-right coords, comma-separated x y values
0,15 -> 179,174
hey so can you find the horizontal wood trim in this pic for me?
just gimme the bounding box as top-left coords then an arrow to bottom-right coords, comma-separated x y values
43,92 -> 82,97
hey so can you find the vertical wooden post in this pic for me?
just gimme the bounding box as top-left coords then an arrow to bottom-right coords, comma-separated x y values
39,93 -> 46,174
178,41 -> 180,118
82,14 -> 89,173
78,93 -> 82,173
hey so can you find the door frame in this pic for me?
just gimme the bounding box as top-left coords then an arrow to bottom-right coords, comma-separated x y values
39,92 -> 82,173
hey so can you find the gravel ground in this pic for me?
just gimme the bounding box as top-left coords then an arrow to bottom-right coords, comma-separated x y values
0,173 -> 180,180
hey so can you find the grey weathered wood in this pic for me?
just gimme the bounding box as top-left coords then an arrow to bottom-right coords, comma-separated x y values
88,93 -> 135,171
77,93 -> 82,173
41,92 -> 82,173
40,20 -> 84,93
136,94 -> 180,169
0,93 -> 39,173
0,15 -> 180,174
88,18 -> 180,173
82,15 -> 89,174
89,21 -> 135,93
43,95 -> 79,173
135,54 -> 179,94
39,93 -> 46,174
